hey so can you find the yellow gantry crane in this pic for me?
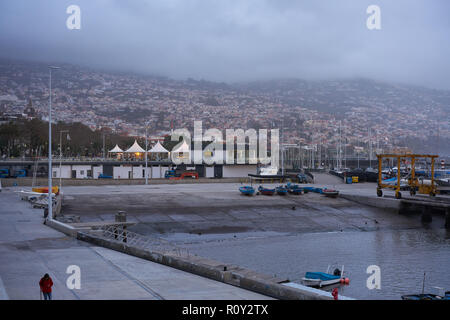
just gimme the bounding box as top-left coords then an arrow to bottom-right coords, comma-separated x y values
377,154 -> 438,199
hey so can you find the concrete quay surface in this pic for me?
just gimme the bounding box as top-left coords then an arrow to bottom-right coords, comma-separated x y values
60,174 -> 437,236
0,189 -> 272,300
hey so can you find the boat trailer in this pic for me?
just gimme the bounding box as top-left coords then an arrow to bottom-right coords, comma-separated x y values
377,154 -> 438,199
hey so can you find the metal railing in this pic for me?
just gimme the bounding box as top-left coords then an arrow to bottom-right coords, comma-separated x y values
97,225 -> 190,258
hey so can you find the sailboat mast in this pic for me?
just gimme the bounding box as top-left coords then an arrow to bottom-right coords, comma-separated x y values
340,121 -> 342,170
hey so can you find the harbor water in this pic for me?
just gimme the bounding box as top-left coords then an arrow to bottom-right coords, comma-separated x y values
169,228 -> 450,300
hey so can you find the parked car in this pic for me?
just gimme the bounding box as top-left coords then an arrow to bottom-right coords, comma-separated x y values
165,169 -> 176,178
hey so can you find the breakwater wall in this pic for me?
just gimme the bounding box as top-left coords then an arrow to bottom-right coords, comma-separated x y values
340,193 -> 450,228
339,194 -> 400,212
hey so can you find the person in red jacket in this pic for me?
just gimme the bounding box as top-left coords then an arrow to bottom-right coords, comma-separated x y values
39,274 -> 53,300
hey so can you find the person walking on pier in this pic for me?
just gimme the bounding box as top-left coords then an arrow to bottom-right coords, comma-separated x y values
39,274 -> 53,300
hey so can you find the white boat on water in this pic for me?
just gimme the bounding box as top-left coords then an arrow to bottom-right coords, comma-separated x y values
302,265 -> 349,288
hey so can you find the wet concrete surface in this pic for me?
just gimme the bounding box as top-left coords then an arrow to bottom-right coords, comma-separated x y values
61,181 -> 433,236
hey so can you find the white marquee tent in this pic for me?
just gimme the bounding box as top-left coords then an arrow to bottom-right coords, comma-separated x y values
109,144 -> 124,153
148,141 -> 169,153
171,140 -> 190,153
171,140 -> 191,163
125,140 -> 146,153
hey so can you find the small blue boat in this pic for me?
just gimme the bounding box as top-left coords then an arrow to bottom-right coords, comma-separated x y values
286,183 -> 303,194
302,272 -> 342,287
239,186 -> 255,196
258,186 -> 276,196
402,273 -> 450,300
276,186 -> 288,196
302,266 -> 348,287
304,187 -> 323,193
402,292 -> 450,300
286,182 -> 300,190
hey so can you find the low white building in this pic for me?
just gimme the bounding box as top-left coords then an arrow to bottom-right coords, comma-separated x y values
52,164 -> 101,179
113,165 -> 132,179
51,162 -> 259,179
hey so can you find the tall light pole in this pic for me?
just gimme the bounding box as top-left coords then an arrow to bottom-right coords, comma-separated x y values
145,121 -> 149,185
338,120 -> 342,171
281,131 -> 284,176
48,66 -> 60,221
102,133 -> 106,160
368,127 -> 372,169
59,130 -> 69,191
357,142 -> 360,169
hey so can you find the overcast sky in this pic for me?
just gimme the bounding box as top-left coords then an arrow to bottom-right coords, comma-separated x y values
1,0 -> 449,89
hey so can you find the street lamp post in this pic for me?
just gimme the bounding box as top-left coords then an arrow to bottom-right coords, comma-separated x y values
48,66 -> 60,221
59,130 -> 69,192
280,119 -> 284,176
102,133 -> 107,160
145,122 -> 149,185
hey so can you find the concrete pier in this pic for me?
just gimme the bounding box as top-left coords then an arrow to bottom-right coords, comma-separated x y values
0,189 -> 272,300
337,179 -> 450,228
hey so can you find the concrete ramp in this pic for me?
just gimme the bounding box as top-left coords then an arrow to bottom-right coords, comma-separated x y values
312,173 -> 344,185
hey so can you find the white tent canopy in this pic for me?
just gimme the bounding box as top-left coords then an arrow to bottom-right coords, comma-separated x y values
109,144 -> 123,153
124,140 -> 146,153
171,140 -> 190,153
148,141 -> 169,153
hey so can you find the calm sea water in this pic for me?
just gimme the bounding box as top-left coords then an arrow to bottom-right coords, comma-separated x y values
174,229 -> 450,300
